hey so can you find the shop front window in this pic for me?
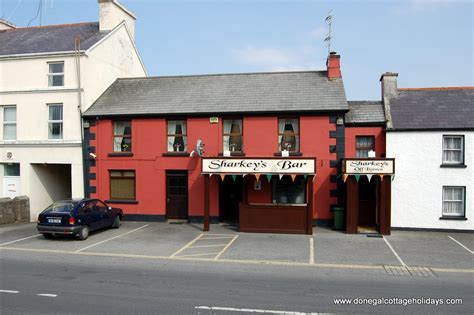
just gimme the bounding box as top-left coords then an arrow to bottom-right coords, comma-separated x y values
272,176 -> 306,204
223,119 -> 243,152
278,118 -> 299,152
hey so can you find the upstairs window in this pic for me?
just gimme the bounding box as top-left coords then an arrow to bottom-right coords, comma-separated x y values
356,136 -> 375,158
442,135 -> 464,165
3,106 -> 17,140
113,121 -> 132,152
48,104 -> 63,139
167,120 -> 187,152
223,119 -> 243,152
278,118 -> 299,152
442,186 -> 465,218
48,62 -> 64,87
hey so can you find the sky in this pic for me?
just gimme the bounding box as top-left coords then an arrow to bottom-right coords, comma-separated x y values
0,0 -> 472,100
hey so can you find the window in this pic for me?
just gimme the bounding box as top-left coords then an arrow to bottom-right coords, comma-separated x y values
272,177 -> 306,204
3,106 -> 16,140
442,186 -> 465,217
356,136 -> 375,158
48,62 -> 64,87
4,163 -> 20,176
442,136 -> 464,165
278,118 -> 299,152
167,120 -> 187,152
223,119 -> 243,152
113,121 -> 132,152
48,104 -> 63,139
110,170 -> 136,200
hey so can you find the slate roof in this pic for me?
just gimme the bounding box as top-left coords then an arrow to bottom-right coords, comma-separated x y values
346,101 -> 385,125
0,22 -> 109,56
83,71 -> 348,117
389,88 -> 474,130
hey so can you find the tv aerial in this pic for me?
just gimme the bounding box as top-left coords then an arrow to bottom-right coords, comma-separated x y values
324,10 -> 333,54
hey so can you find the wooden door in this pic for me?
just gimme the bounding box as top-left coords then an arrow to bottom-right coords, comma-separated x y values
166,171 -> 188,219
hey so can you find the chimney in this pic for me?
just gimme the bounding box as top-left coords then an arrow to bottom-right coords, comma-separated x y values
380,72 -> 399,100
326,52 -> 341,80
0,19 -> 16,30
98,0 -> 136,39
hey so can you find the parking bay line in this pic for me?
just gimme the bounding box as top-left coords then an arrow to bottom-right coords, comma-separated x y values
195,305 -> 312,314
169,233 -> 204,257
37,293 -> 57,297
382,236 -> 406,266
214,235 -> 239,260
0,234 -> 39,246
74,224 -> 149,253
448,235 -> 473,254
0,290 -> 19,294
309,238 -> 315,265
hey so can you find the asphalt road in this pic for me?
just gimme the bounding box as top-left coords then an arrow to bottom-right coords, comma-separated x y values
0,250 -> 472,314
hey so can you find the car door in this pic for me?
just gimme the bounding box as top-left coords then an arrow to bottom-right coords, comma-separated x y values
84,201 -> 102,231
95,200 -> 113,227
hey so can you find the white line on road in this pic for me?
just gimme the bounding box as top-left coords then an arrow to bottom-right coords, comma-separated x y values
177,252 -> 220,258
37,293 -> 57,297
191,244 -> 228,248
169,234 -> 203,257
448,235 -> 474,254
382,236 -> 406,266
0,234 -> 39,246
74,224 -> 149,253
214,235 -> 239,260
195,306 -> 316,314
309,238 -> 315,265
0,290 -> 19,294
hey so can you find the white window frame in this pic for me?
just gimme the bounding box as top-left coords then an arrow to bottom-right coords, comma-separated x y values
2,105 -> 17,140
47,61 -> 64,87
442,186 -> 466,218
48,104 -> 63,140
442,135 -> 464,165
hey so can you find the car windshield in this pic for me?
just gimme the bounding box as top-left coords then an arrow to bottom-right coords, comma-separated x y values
44,201 -> 76,213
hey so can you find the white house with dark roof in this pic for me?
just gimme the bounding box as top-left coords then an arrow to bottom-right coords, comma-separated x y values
382,73 -> 473,231
0,0 -> 146,220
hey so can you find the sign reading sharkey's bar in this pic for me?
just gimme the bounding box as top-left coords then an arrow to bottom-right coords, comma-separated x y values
343,159 -> 395,175
202,158 -> 316,174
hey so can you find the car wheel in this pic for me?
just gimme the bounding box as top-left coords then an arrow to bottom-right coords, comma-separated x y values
42,233 -> 54,239
78,226 -> 89,240
112,216 -> 121,229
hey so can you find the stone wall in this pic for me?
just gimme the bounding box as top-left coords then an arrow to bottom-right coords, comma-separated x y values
0,196 -> 30,225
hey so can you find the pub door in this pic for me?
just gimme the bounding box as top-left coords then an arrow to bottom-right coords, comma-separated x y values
166,171 -> 188,219
219,176 -> 243,223
357,177 -> 378,233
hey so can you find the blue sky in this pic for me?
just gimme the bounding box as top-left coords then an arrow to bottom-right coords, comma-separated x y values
1,0 -> 472,100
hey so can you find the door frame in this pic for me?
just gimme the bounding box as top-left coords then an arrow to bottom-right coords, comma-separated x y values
165,170 -> 189,219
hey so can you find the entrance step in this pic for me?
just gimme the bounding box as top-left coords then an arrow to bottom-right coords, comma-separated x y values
167,219 -> 187,225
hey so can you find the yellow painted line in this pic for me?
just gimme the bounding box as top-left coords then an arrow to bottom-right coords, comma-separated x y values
169,234 -> 203,258
309,238 -> 315,265
202,234 -> 236,236
214,235 -> 239,260
200,236 -> 236,240
177,252 -> 221,258
190,244 -> 228,248
1,246 -> 473,274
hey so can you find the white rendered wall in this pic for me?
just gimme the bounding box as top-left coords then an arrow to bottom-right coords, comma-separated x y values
387,131 -> 473,230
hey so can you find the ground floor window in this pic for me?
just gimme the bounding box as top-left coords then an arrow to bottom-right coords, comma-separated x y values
4,163 -> 20,176
271,176 -> 305,204
110,170 -> 136,200
442,186 -> 465,217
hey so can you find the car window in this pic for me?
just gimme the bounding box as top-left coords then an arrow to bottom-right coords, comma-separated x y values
79,202 -> 94,214
45,201 -> 76,213
93,200 -> 107,212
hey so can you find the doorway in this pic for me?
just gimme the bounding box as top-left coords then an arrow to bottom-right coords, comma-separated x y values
2,163 -> 21,198
219,176 -> 243,223
357,177 -> 377,233
166,171 -> 188,219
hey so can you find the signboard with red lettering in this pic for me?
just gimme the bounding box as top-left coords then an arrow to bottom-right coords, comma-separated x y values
343,159 -> 395,175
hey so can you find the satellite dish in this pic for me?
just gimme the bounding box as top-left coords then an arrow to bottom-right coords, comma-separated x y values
196,138 -> 204,157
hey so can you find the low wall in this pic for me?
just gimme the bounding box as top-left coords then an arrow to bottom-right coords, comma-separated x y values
0,196 -> 30,225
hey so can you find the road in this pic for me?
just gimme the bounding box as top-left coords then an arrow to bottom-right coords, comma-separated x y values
0,249 -> 472,314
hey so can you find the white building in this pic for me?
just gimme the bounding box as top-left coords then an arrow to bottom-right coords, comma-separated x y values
0,0 -> 147,220
381,73 -> 473,231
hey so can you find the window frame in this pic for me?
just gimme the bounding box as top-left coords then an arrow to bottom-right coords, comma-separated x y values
277,117 -> 300,152
47,61 -> 65,87
442,135 -> 464,166
109,170 -> 136,201
441,186 -> 466,218
271,176 -> 307,205
47,103 -> 63,140
355,135 -> 376,158
167,119 -> 188,152
2,105 -> 17,140
112,120 -> 132,153
222,118 -> 244,153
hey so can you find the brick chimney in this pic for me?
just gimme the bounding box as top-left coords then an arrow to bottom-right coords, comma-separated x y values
326,52 -> 341,80
0,19 -> 16,30
98,0 -> 136,39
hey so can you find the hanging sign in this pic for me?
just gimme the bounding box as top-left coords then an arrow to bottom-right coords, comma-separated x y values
343,159 -> 395,175
202,158 -> 316,174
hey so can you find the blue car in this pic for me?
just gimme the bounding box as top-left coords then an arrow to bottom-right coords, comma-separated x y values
37,199 -> 123,240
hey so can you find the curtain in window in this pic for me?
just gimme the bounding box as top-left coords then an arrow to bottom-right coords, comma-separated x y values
110,171 -> 135,200
223,119 -> 242,152
443,187 -> 463,215
168,120 -> 187,152
48,105 -> 63,139
279,118 -> 298,151
356,137 -> 374,158
443,137 -> 462,163
3,107 -> 16,140
113,121 -> 131,152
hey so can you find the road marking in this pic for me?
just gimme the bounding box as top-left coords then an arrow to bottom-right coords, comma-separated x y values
0,234 -> 39,246
200,236 -> 235,240
74,224 -> 149,253
195,306 -> 315,314
382,236 -> 406,266
191,244 -> 228,248
169,234 -> 203,257
37,293 -> 57,297
0,290 -> 19,294
214,235 -> 238,260
177,252 -> 221,258
448,235 -> 474,254
309,238 -> 315,265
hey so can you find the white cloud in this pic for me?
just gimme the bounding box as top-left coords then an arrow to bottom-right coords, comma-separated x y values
310,26 -> 326,39
232,46 -> 292,67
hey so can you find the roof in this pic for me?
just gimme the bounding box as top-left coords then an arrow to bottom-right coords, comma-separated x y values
389,87 -> 474,131
0,22 -> 109,56
346,101 -> 385,125
83,71 -> 348,117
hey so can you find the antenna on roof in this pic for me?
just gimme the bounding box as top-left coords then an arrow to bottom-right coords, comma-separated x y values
324,10 -> 333,54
